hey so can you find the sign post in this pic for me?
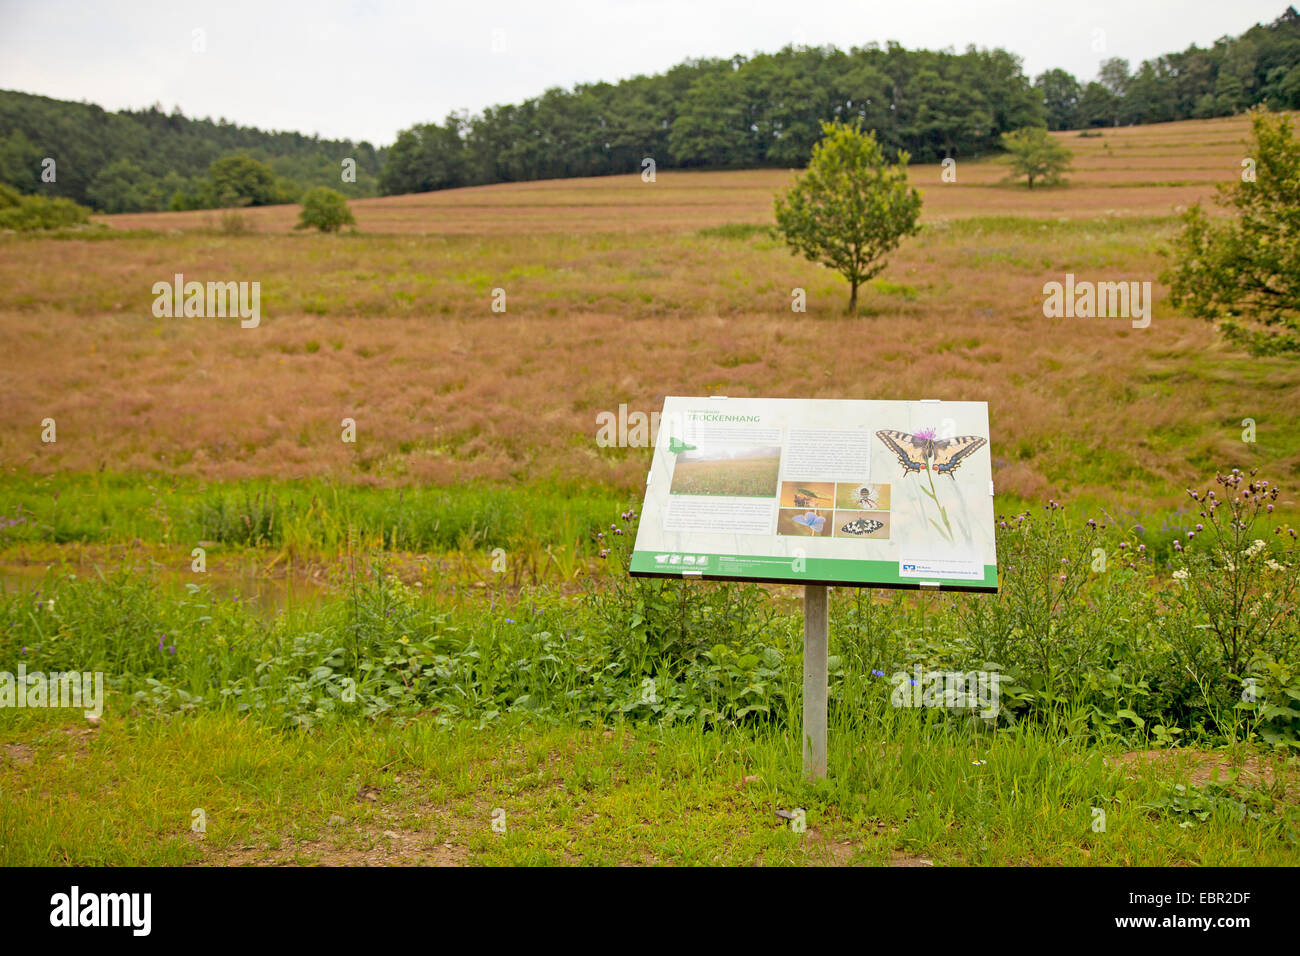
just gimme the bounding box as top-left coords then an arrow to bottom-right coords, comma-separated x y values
802,584 -> 828,779
628,396 -> 998,780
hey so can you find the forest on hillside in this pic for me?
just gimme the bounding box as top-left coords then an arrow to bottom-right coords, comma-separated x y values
378,6 -> 1300,194
0,92 -> 384,212
0,7 -> 1297,211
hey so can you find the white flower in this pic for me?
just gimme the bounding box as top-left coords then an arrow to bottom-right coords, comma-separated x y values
1172,569 -> 1189,580
1266,559 -> 1286,572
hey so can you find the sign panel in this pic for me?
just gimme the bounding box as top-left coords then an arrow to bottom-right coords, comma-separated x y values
629,396 -> 998,591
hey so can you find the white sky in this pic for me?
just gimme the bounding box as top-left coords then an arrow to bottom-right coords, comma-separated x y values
0,0 -> 1289,145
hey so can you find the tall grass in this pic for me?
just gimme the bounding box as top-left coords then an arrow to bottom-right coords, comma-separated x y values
0,473 -> 628,558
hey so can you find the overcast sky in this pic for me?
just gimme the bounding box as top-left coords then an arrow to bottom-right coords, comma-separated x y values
0,0 -> 1290,145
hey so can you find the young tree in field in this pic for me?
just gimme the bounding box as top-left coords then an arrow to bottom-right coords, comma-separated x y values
295,187 -> 356,233
1000,126 -> 1072,188
773,121 -> 922,315
1165,108 -> 1300,355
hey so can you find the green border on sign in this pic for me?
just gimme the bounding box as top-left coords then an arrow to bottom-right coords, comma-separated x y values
629,550 -> 998,592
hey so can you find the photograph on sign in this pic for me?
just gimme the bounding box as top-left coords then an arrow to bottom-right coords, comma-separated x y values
630,397 -> 998,591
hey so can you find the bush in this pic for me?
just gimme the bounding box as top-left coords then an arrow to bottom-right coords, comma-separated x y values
0,184 -> 91,231
295,187 -> 356,233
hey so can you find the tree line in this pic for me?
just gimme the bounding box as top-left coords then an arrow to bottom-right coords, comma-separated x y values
0,91 -> 384,212
0,8 -> 1296,211
378,7 -> 1300,196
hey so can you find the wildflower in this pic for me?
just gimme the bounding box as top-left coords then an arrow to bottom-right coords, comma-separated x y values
158,636 -> 165,651
1138,544 -> 1145,552
505,618 -> 516,624
1173,569 -> 1189,580
20,647 -> 26,655
871,670 -> 885,678
1196,523 -> 1203,531
167,645 -> 175,655
914,427 -> 937,442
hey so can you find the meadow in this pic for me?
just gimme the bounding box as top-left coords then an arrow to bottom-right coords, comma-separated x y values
1,114 -> 1298,866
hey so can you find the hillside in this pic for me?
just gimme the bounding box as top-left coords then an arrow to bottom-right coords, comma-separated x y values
0,90 -> 385,211
99,114 -> 1263,234
2,113 -> 1297,508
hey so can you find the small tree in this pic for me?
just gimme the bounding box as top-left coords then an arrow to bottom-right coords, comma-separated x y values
295,187 -> 356,233
774,122 -> 921,314
1164,108 -> 1299,355
1000,126 -> 1072,188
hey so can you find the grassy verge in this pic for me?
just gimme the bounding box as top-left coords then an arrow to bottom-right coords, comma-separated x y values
2,708 -> 1295,866
0,472 -> 630,559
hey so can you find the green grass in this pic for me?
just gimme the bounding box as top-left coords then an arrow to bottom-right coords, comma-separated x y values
0,485 -> 1297,866
0,472 -> 630,558
2,707 -> 1295,865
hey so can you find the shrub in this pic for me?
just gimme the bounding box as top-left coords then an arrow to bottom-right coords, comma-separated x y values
296,186 -> 356,233
0,184 -> 91,231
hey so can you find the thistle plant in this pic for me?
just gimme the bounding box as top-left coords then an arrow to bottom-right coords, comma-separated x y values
1173,469 -> 1298,672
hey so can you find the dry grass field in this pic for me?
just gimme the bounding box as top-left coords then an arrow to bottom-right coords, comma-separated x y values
2,113 -> 1298,510
97,115 -> 1261,235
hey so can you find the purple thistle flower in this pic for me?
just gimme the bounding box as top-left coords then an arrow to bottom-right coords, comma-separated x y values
914,427 -> 937,442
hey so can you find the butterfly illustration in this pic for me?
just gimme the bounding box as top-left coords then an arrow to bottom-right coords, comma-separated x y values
791,511 -> 826,534
841,518 -> 884,536
876,429 -> 987,479
668,437 -> 697,455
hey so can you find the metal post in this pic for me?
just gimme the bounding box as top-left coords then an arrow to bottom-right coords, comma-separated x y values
802,584 -> 828,779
